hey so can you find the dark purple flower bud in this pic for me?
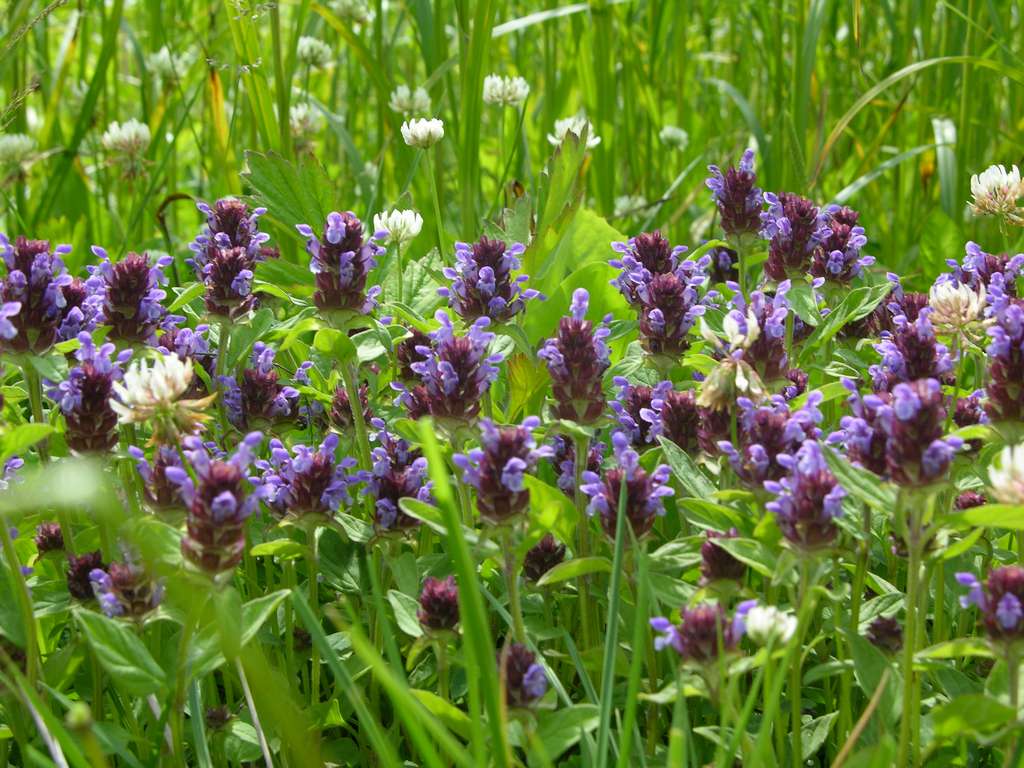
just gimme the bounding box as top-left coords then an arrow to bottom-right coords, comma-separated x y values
762,193 -> 831,281
700,528 -> 746,584
651,603 -> 743,663
870,309 -> 952,393
296,211 -> 384,315
985,286 -> 1024,422
401,311 -> 502,425
764,440 -> 845,550
395,327 -> 432,381
455,417 -> 552,525
256,434 -> 361,519
718,393 -> 823,487
418,575 -> 459,632
547,434 -> 604,496
169,432 -> 263,576
34,523 -> 64,554
46,333 -> 132,453
58,277 -> 102,341
810,205 -> 873,283
90,561 -> 163,618
705,150 -> 763,239
204,707 -> 233,731
645,387 -> 701,453
393,382 -> 432,421
610,231 -> 687,304
129,445 -> 186,510
221,342 -> 299,430
0,234 -> 73,353
698,406 -> 731,455
498,643 -> 548,707
191,198 -> 275,261
880,378 -> 962,485
708,246 -> 739,284
87,248 -> 170,344
329,381 -> 373,430
365,419 -> 433,531
611,378 -> 667,446
439,236 -> 540,323
67,550 -> 106,600
781,368 -> 808,401
955,490 -> 987,510
538,289 -> 611,424
727,284 -> 793,382
958,566 -> 1024,643
157,316 -> 215,396
946,241 -> 1024,295
581,432 -> 674,539
203,246 -> 261,319
865,616 -> 902,654
523,534 -> 567,582
828,380 -> 890,476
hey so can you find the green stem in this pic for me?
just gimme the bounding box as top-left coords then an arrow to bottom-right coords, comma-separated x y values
340,363 -> 372,471
424,149 -> 447,261
572,432 -> 596,652
171,596 -> 203,762
897,493 -> 921,768
308,528 -> 320,707
0,523 -> 37,685
790,561 -> 810,768
21,363 -> 50,463
436,639 -> 449,701
502,529 -> 526,644
216,321 -> 232,435
395,242 -> 403,305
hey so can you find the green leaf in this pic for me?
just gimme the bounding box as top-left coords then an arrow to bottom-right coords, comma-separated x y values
536,556 -> 612,586
242,150 -> 339,234
929,694 -> 1015,740
411,689 -> 473,739
523,475 -> 578,544
335,512 -> 374,544
250,539 -> 307,560
216,586 -> 243,661
226,308 -> 276,370
0,423 -> 55,463
947,504 -> 1024,530
711,538 -> 777,577
787,282 -> 820,326
75,609 -> 167,696
168,282 -> 205,312
535,703 -> 600,763
659,436 -> 716,499
823,446 -> 896,511
189,590 -> 290,678
387,590 -> 424,638
313,327 -> 358,365
916,637 -> 994,660
801,712 -> 837,761
844,629 -> 899,726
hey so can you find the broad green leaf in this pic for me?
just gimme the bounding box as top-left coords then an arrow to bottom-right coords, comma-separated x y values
387,589 -> 424,637
711,538 -> 777,577
536,556 -> 612,586
801,712 -> 837,761
0,423 -> 55,463
250,538 -> 307,560
411,689 -> 472,739
523,474 -> 577,544
929,694 -> 1015,740
168,282 -> 204,312
659,437 -> 716,499
823,447 -> 896,511
916,637 -> 993,660
313,327 -> 358,365
189,590 -> 290,678
535,703 -> 600,762
787,282 -> 820,326
242,150 -> 339,235
75,609 -> 166,696
947,504 -> 1024,530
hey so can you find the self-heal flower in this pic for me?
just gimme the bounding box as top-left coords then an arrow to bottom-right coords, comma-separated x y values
373,209 -> 423,247
870,309 -> 952,393
439,236 -> 540,323
86,248 -> 170,344
651,603 -> 744,663
364,418 -> 433,531
865,616 -> 903,654
944,241 -> 1024,297
418,576 -> 459,633
611,378 -> 669,446
985,282 -> 1024,421
454,417 -> 552,525
296,211 -> 385,315
644,386 -> 701,453
402,310 -> 502,425
67,551 -> 106,600
538,289 -> 611,424
547,113 -> 600,148
988,444 -> 1024,505
90,561 -> 163,619
761,192 -> 831,281
111,352 -> 215,442
482,74 -> 530,107
129,445 -> 186,511
34,523 -> 64,554
221,342 -> 299,430
256,434 -> 362,520
401,118 -> 444,148
57,277 -> 102,342
610,231 -> 684,302
523,534 -> 566,582
329,380 -> 374,431
47,333 -> 132,453
499,643 -> 548,708
157,316 -> 215,397
0,234 -> 73,353
700,529 -> 746,584
547,435 -> 604,496
580,432 -> 674,539
764,440 -> 845,551
810,205 -> 873,283
705,149 -> 763,239
168,431 -> 263,576
969,164 -> 1024,226
958,567 -> 1024,643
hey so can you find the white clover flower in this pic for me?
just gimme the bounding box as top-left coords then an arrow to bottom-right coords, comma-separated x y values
297,36 -> 333,69
970,164 -> 1024,226
146,46 -> 192,83
101,119 -> 151,158
373,209 -> 423,246
332,0 -> 374,24
613,195 -> 651,219
547,112 -> 601,148
289,103 -> 324,146
401,117 -> 444,148
989,444 -> 1024,505
111,353 -> 214,442
929,280 -> 987,331
0,133 -> 36,170
389,85 -> 431,116
482,74 -> 530,108
743,604 -> 797,646
659,125 -> 689,151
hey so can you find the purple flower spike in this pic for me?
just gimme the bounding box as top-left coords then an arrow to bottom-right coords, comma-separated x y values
454,417 -> 551,525
57,278 -> 103,342
67,550 -> 106,600
418,576 -> 459,633
405,310 -> 502,424
700,528 -> 746,584
870,309 -> 952,393
705,150 -> 764,239
46,333 -> 132,453
986,282 -> 1024,421
651,602 -> 742,663
157,316 -> 215,396
810,205 -> 873,283
364,419 -> 433,531
188,199 -> 274,319
764,440 -> 845,550
130,445 -> 186,510
538,289 -> 611,424
221,342 -> 299,430
523,534 -> 567,582
34,523 -> 64,554
610,230 -> 688,304
0,234 -> 73,353
611,378 -> 670,446
958,567 -> 1024,643
547,435 -> 604,496
90,561 -> 163,619
727,286 -> 793,382
761,192 -> 831,281
173,432 -> 263,576
643,386 -> 701,453
945,241 -> 1024,296
439,236 -> 540,323
296,211 -> 384,314
580,431 -> 674,540
718,393 -> 823,488
256,434 -> 362,519
87,247 -> 170,344
499,643 -> 548,708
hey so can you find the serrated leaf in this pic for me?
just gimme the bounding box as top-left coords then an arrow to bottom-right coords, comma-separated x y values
242,151 -> 338,235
